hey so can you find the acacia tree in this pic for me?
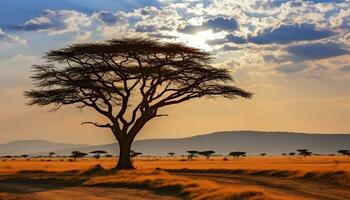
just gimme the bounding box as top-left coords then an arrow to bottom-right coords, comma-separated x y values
90,150 -> 107,159
168,152 -> 175,157
199,150 -> 215,159
25,38 -> 252,169
229,151 -> 246,159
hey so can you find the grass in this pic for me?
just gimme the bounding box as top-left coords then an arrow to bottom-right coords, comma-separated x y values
1,156 -> 349,199
0,165 -> 281,200
164,168 -> 350,187
86,169 -> 278,200
1,156 -> 349,173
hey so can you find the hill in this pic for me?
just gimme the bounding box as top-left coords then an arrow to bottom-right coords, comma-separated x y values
0,140 -> 90,156
39,131 -> 350,156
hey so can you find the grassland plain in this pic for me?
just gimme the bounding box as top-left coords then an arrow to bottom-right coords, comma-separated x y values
0,156 -> 349,199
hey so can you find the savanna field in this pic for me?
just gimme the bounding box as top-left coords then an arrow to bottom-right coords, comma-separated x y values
1,156 -> 350,200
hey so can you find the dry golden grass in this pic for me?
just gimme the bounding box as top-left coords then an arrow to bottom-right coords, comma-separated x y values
1,156 -> 349,173
1,156 -> 349,187
1,157 -> 350,199
85,168 -> 281,200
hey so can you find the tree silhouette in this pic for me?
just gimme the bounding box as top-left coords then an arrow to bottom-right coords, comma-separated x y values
25,38 -> 252,169
70,151 -> 87,160
337,150 -> 350,156
297,149 -> 312,157
130,150 -> 142,161
49,152 -> 55,158
187,151 -> 199,160
21,155 -> 29,158
199,150 -> 215,159
168,152 -> 175,157
229,151 -> 246,159
260,153 -> 266,156
90,150 -> 108,159
288,152 -> 296,156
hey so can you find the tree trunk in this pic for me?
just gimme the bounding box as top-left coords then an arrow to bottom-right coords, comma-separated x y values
116,140 -> 134,169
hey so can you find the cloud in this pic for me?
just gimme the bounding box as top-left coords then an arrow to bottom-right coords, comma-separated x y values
225,34 -> 247,44
249,23 -> 334,44
14,9 -> 91,35
179,17 -> 238,34
277,63 -> 309,73
304,0 -> 345,3
93,11 -> 119,25
339,66 -> 350,72
0,29 -> 26,44
225,23 -> 334,45
287,43 -> 349,60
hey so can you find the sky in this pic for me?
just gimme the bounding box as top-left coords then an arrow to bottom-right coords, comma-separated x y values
0,0 -> 349,145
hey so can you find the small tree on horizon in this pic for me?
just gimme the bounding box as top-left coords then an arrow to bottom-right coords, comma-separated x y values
229,151 -> 246,159
49,152 -> 55,158
168,152 -> 175,157
260,153 -> 266,157
187,151 -> 199,160
70,151 -> 87,160
90,150 -> 108,159
25,38 -> 252,169
297,149 -> 312,157
130,150 -> 142,162
337,150 -> 350,156
199,150 -> 215,159
288,152 -> 296,156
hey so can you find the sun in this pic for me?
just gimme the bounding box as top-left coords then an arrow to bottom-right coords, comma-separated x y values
177,30 -> 215,51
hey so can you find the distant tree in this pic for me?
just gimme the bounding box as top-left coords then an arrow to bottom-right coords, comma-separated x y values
70,151 -> 87,160
168,152 -> 175,157
25,38 -> 252,169
297,149 -> 312,157
21,155 -> 29,158
187,151 -> 199,160
90,150 -> 108,159
229,151 -> 246,159
104,154 -> 114,158
281,153 -> 287,156
49,152 -> 55,158
130,150 -> 142,161
337,150 -> 350,156
260,153 -> 266,156
199,150 -> 215,159
288,152 -> 296,156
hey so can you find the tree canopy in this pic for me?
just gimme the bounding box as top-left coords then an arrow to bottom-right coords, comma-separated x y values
25,38 -> 252,169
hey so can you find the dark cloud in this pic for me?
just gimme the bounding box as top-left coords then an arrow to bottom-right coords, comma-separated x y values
303,0 -> 344,3
287,43 -> 349,60
179,17 -> 238,34
225,34 -> 247,44
10,10 -> 89,34
220,23 -> 334,46
250,23 -> 334,44
95,11 -> 118,25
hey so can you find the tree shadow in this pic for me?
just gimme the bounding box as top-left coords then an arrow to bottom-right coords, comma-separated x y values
0,170 -> 86,194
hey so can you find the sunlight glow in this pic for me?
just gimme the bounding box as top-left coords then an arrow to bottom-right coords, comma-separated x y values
177,30 -> 216,51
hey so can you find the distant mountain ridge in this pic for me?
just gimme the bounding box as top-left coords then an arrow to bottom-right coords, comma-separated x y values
3,131 -> 348,156
0,140 -> 90,156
